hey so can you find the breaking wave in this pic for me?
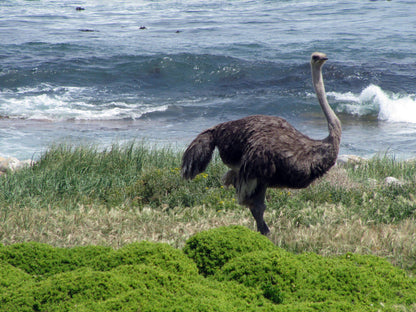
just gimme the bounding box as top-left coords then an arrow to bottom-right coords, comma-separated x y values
329,84 -> 416,123
0,85 -> 168,121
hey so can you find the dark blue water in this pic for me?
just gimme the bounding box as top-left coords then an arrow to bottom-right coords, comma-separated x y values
1,0 -> 415,159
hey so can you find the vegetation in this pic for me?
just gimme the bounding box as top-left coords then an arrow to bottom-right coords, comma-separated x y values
0,142 -> 228,211
0,142 -> 416,310
1,226 -> 415,311
183,225 -> 276,276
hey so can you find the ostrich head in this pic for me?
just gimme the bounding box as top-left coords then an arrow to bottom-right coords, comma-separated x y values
311,52 -> 328,67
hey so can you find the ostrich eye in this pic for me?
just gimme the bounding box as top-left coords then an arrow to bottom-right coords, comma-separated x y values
312,55 -> 320,61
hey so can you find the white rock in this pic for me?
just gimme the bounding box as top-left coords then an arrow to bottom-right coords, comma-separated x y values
0,157 -> 5,174
337,155 -> 366,165
0,157 -> 33,172
0,157 -> 20,172
384,176 -> 403,186
16,159 -> 33,170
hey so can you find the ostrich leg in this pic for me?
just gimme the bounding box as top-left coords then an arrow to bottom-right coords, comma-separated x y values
246,184 -> 270,235
250,202 -> 269,235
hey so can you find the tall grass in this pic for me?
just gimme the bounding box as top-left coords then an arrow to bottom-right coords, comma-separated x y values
0,142 -> 415,272
0,142 -> 185,209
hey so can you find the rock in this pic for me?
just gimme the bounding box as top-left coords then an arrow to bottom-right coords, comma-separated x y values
0,157 -> 33,173
384,176 -> 403,187
337,155 -> 366,166
0,157 -> 19,172
0,157 -> 5,174
16,159 -> 33,170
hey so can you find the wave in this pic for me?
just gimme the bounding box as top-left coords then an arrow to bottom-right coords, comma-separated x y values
0,53 -> 295,122
0,85 -> 168,121
328,84 -> 416,123
2,51 -> 415,124
0,52 -> 297,94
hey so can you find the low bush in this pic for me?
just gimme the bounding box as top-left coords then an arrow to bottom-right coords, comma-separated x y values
215,248 -> 416,309
183,225 -> 277,276
0,240 -> 273,312
94,241 -> 198,275
0,242 -> 79,277
1,227 -> 416,311
0,260 -> 31,290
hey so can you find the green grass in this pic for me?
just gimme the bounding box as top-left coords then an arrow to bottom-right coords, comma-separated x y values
0,142 -> 232,211
0,142 -> 180,209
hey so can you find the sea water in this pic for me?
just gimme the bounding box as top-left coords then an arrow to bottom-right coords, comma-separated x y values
1,0 -> 415,159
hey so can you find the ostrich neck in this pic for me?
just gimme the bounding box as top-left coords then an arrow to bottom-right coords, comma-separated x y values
312,66 -> 342,145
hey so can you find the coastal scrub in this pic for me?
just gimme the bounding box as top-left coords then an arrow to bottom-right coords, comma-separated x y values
1,226 -> 416,311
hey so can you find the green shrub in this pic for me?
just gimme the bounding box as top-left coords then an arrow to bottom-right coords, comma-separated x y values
215,249 -> 300,296
0,261 -> 31,290
215,249 -> 416,309
1,228 -> 416,311
0,242 -> 75,277
0,241 -> 197,278
337,253 -> 416,304
0,242 -> 115,278
94,241 -> 198,276
93,264 -> 271,312
66,245 -> 113,269
183,226 -> 276,276
0,251 -> 274,312
0,267 -> 131,312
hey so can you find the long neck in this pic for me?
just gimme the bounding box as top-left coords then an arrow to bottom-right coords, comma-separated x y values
312,65 -> 342,147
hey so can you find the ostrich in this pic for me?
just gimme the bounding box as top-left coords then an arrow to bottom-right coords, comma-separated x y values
181,52 -> 341,235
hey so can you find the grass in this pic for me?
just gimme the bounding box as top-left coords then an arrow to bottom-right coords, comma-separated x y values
0,142 -> 415,273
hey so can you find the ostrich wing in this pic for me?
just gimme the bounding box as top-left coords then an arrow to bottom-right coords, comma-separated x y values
239,120 -> 329,189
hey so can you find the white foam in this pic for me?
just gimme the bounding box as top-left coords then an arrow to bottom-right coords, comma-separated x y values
328,84 -> 416,123
0,86 -> 169,121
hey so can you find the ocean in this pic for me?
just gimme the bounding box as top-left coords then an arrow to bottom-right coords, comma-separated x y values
1,0 -> 415,160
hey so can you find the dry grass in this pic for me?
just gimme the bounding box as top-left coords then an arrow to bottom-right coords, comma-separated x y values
268,209 -> 416,270
0,205 -> 252,249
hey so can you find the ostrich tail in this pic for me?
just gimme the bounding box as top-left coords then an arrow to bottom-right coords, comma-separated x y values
181,129 -> 215,180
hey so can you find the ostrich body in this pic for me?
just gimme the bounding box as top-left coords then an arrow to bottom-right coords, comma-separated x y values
181,52 -> 341,235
